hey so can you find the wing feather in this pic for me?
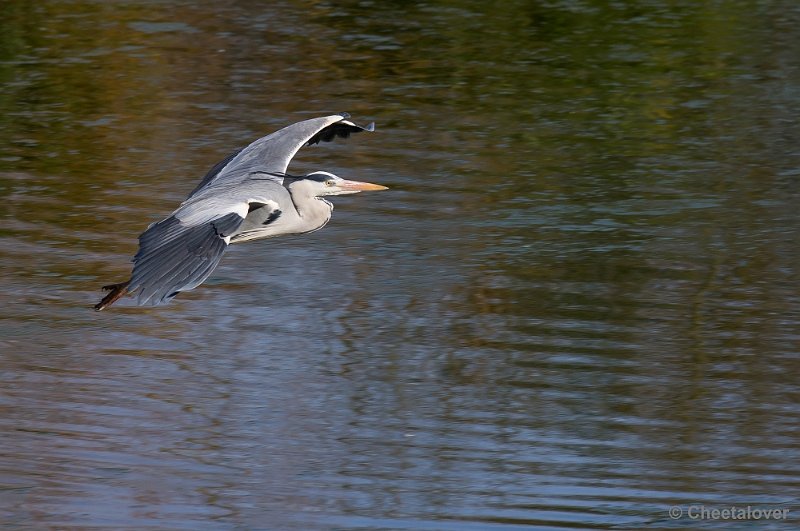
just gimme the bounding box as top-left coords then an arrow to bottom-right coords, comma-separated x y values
128,212 -> 246,306
187,148 -> 244,198
188,113 -> 374,198
306,120 -> 375,145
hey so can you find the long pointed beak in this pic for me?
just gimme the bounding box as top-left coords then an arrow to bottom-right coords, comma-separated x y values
339,179 -> 389,192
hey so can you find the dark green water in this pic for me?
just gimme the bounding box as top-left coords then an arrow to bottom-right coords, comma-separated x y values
2,1 -> 799,529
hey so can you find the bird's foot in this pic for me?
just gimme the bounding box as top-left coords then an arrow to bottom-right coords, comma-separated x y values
95,280 -> 131,311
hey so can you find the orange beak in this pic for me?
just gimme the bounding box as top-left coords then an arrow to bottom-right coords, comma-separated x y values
339,179 -> 389,192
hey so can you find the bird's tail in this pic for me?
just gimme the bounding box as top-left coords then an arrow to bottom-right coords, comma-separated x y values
95,280 -> 131,311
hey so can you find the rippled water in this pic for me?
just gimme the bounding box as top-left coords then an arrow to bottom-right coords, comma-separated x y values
2,1 -> 800,529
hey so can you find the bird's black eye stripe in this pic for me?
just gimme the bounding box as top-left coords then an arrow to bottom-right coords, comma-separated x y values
305,173 -> 334,183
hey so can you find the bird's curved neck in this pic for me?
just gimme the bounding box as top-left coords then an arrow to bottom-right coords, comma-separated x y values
289,190 -> 333,232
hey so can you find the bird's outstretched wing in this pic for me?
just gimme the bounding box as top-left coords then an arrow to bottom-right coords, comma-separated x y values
187,148 -> 243,198
96,183 -> 287,310
188,113 -> 374,199
126,207 -> 247,306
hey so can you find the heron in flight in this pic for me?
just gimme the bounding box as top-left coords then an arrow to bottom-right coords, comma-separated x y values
95,113 -> 386,311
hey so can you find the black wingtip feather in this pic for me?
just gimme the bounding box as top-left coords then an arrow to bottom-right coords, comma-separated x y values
306,118 -> 375,146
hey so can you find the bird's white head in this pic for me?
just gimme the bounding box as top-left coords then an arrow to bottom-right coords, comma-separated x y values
300,171 -> 389,196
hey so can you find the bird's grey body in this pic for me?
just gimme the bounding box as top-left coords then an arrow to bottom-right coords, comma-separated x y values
229,174 -> 338,243
95,113 -> 385,310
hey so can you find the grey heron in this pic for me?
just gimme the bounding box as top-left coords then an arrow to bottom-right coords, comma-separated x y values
95,113 -> 386,311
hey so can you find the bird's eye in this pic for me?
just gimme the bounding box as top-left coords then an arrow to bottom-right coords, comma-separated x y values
325,180 -> 335,187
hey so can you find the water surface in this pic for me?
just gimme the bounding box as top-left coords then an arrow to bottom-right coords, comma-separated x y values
2,1 -> 799,529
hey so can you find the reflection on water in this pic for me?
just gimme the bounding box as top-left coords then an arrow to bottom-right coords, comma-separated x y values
2,0 -> 800,529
